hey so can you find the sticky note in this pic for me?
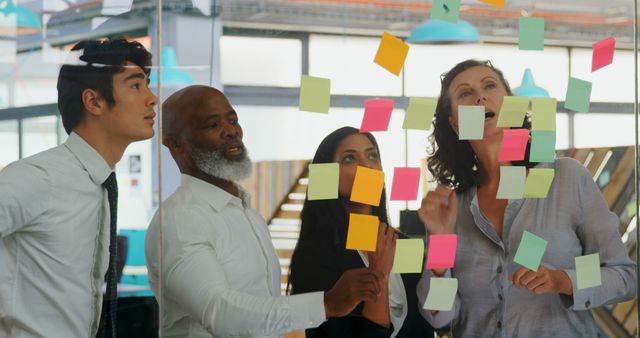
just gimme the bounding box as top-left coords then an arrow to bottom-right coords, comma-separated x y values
498,129 -> 529,162
390,167 -> 421,201
403,97 -> 437,130
627,201 -> 637,218
426,234 -> 457,269
524,168 -> 555,198
478,0 -> 505,7
299,75 -> 330,113
497,96 -> 529,127
423,278 -> 458,311
529,131 -> 556,163
575,253 -> 602,290
392,238 -> 425,273
458,105 -> 485,140
497,166 -> 526,199
373,32 -> 410,76
531,97 -> 557,131
598,170 -> 611,188
307,163 -> 339,200
592,36 -> 615,72
513,231 -> 548,271
360,99 -> 394,132
519,17 -> 545,51
565,77 -> 592,113
346,213 -> 379,252
350,166 -> 385,206
431,0 -> 461,22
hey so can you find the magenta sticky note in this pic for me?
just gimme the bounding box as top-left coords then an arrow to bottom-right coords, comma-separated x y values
499,129 -> 529,162
426,234 -> 457,269
592,36 -> 615,72
360,99 -> 394,132
390,167 -> 421,201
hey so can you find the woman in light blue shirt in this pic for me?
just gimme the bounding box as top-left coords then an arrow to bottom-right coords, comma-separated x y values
416,59 -> 636,337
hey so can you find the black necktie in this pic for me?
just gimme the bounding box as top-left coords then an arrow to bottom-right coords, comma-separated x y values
102,172 -> 118,338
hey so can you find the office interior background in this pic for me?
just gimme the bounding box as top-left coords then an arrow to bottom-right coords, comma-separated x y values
1,0 -> 639,336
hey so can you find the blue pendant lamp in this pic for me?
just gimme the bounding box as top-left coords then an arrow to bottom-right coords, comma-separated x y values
407,19 -> 480,44
149,47 -> 194,86
513,68 -> 549,97
0,0 -> 41,35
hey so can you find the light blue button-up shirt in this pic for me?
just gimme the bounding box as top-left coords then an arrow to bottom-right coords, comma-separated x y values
0,132 -> 113,338
417,157 -> 636,337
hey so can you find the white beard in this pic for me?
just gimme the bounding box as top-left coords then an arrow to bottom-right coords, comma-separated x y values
190,146 -> 252,182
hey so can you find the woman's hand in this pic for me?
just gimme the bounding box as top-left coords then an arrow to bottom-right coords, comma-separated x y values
509,265 -> 574,295
418,184 -> 458,235
368,222 -> 397,278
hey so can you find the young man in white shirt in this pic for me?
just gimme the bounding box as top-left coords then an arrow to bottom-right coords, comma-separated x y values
0,38 -> 157,338
145,85 -> 386,337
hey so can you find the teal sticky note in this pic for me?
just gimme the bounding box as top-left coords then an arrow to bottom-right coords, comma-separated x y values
497,96 -> 529,127
529,131 -> 556,163
575,253 -> 602,290
519,17 -> 545,51
423,277 -> 458,311
531,97 -> 557,131
458,105 -> 485,140
598,170 -> 610,188
299,75 -> 331,113
523,168 -> 555,198
391,238 -> 425,274
403,97 -> 437,130
431,0 -> 461,22
307,163 -> 339,200
513,231 -> 548,271
497,166 -> 526,199
565,77 -> 592,113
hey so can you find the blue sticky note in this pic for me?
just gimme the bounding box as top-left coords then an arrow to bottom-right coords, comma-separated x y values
513,231 -> 548,272
529,131 -> 556,163
565,77 -> 592,113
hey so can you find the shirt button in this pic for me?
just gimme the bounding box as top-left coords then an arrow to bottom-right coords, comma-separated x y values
496,265 -> 503,274
585,301 -> 591,308
498,294 -> 503,301
497,321 -> 502,329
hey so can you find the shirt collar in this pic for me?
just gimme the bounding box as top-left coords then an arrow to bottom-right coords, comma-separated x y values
180,174 -> 251,212
64,132 -> 113,185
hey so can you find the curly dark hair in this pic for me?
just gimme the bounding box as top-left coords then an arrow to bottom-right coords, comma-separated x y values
427,59 -> 535,193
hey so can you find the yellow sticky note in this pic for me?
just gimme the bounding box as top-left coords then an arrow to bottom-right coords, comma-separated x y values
524,168 -> 555,198
497,96 -> 529,127
391,238 -> 425,274
346,213 -> 379,252
374,32 -> 410,76
478,0 -> 505,7
350,166 -> 385,206
531,97 -> 557,131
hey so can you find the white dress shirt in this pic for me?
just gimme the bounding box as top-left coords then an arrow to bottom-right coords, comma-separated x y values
145,174 -> 326,338
0,132 -> 112,338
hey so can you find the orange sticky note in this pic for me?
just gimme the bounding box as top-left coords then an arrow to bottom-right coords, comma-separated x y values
346,213 -> 379,252
373,32 -> 410,76
350,166 -> 385,206
478,0 -> 505,7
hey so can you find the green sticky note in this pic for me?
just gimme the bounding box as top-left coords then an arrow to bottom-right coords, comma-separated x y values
627,201 -> 637,218
423,277 -> 458,311
565,77 -> 592,113
513,231 -> 548,271
307,163 -> 339,200
531,97 -> 557,131
497,166 -> 526,199
497,96 -> 529,127
519,17 -> 545,51
391,238 -> 425,274
575,253 -> 602,290
299,75 -> 330,113
431,0 -> 461,22
403,97 -> 437,130
458,105 -> 485,140
529,131 -> 556,163
524,168 -> 555,198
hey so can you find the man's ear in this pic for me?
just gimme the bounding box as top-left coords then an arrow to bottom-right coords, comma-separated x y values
81,89 -> 105,117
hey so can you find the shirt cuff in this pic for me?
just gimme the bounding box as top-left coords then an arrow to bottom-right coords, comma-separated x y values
289,291 -> 327,329
561,269 -> 593,311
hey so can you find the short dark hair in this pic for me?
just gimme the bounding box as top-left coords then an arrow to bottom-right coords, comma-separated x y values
427,59 -> 535,193
57,38 -> 152,134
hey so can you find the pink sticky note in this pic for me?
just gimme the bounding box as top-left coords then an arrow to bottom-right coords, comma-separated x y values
592,36 -> 615,72
390,167 -> 421,201
360,99 -> 394,132
499,129 -> 529,162
426,234 -> 457,269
